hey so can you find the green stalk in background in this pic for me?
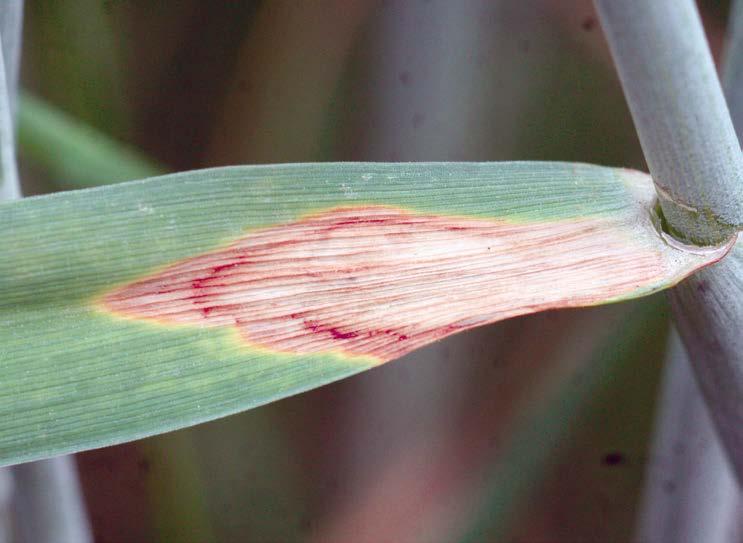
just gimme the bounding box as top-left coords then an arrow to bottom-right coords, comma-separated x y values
17,92 -> 162,189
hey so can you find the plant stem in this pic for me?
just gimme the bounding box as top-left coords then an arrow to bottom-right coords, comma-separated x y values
595,0 -> 743,482
0,469 -> 11,543
594,0 -> 742,245
669,0 -> 743,485
724,0 -> 743,140
0,13 -> 93,543
17,92 -> 163,188
11,457 -> 92,543
0,13 -> 22,542
0,22 -> 20,200
668,247 -> 743,475
634,333 -> 741,543
634,3 -> 743,531
0,0 -> 23,116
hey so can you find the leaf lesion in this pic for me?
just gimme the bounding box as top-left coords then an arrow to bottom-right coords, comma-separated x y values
99,204 -> 709,362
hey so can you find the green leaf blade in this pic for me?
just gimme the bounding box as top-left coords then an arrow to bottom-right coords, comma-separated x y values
0,162 -> 727,466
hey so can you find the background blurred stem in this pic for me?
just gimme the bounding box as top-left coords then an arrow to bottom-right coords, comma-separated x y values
0,11 -> 22,541
17,92 -> 163,188
0,0 -> 22,115
10,458 -> 91,543
0,7 -> 92,542
634,333 -> 741,543
725,0 -> 743,135
0,22 -> 19,199
0,469 -> 10,543
595,0 -> 743,483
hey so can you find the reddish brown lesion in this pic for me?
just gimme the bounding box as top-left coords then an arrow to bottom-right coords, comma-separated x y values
102,206 -> 665,362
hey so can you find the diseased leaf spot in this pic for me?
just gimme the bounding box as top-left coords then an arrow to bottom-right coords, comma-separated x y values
102,206 -> 668,362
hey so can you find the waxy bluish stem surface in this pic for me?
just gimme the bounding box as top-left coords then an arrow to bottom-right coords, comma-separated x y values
596,0 -> 743,483
595,0 -> 742,245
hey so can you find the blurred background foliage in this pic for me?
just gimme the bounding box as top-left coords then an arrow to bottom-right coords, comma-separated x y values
14,0 -> 732,541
